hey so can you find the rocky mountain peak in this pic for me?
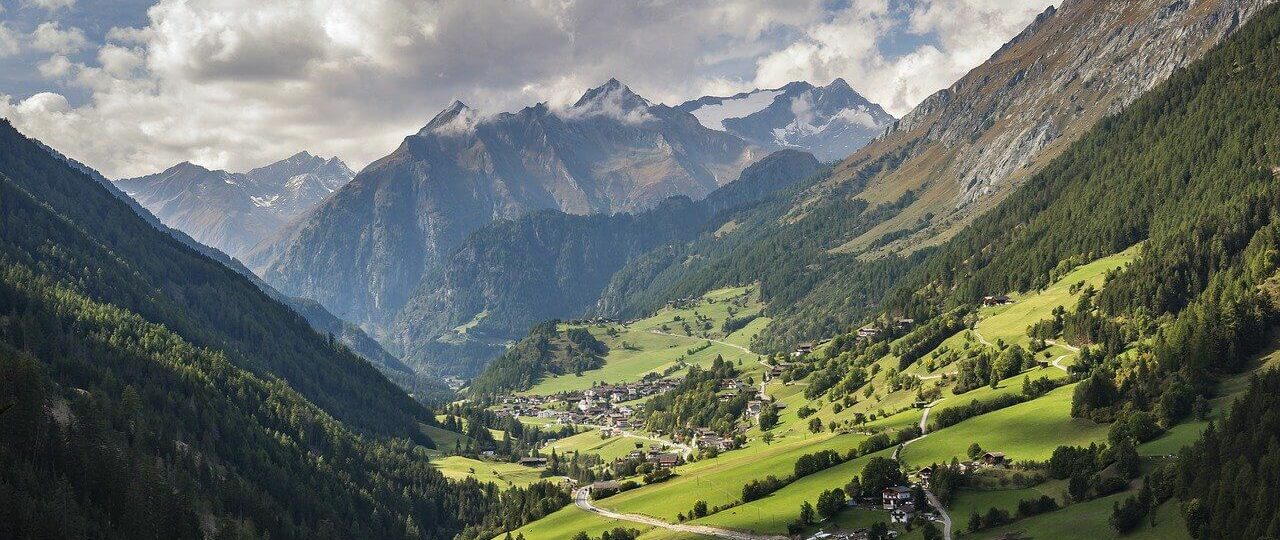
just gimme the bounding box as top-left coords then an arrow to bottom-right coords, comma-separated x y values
570,78 -> 652,119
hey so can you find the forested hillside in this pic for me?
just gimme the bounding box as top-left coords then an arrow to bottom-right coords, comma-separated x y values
391,150 -> 820,374
0,121 -> 512,539
595,0 -> 1271,355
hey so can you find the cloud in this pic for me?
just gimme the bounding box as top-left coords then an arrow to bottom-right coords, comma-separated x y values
37,54 -> 73,78
751,0 -> 1049,115
1,0 -> 1050,179
31,22 -> 88,54
29,0 -> 77,10
0,24 -> 20,57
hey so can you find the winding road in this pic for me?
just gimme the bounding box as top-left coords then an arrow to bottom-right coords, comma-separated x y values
574,488 -> 787,540
924,488 -> 953,540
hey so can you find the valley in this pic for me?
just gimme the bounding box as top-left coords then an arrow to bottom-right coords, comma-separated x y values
5,0 -> 1280,539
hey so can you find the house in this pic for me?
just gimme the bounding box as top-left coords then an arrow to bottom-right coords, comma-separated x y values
894,318 -> 915,330
792,343 -> 814,357
882,486 -> 913,510
651,453 -> 679,469
982,451 -> 1007,466
983,295 -> 1012,306
588,480 -> 621,493
857,326 -> 881,339
518,457 -> 548,467
890,503 -> 916,524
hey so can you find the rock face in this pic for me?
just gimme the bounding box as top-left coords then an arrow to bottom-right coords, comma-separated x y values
679,79 -> 895,162
388,149 -> 820,374
116,152 -> 353,257
247,79 -> 764,335
817,0 -> 1275,255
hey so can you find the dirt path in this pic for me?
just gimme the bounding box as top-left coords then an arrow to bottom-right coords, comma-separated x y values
972,329 -> 992,346
575,488 -> 787,540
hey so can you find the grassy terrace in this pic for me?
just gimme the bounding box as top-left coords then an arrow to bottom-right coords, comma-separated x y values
522,286 -> 769,396
430,456 -> 552,488
973,245 -> 1139,347
546,429 -> 656,462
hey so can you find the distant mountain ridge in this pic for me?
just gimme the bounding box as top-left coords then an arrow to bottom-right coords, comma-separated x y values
389,149 -> 822,374
116,151 -> 353,257
246,79 -> 769,336
679,79 -> 895,162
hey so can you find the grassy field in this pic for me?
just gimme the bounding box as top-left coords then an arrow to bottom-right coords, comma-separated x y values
946,479 -> 1067,525
546,429 -> 655,462
690,449 -> 895,534
522,286 -> 769,396
900,385 -> 1109,468
974,246 -> 1139,347
430,456 -> 553,488
970,492 -> 1189,540
599,431 -> 865,522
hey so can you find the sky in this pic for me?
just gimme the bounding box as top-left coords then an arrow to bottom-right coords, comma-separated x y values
0,0 -> 1051,179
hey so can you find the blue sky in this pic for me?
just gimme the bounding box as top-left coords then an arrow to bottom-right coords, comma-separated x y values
0,0 -> 1050,178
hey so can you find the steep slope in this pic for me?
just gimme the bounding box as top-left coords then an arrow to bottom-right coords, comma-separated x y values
39,144 -> 433,398
597,0 -> 1275,353
116,152 -> 353,257
390,149 -> 820,374
0,120 -> 430,439
680,79 -> 895,161
816,0 -> 1273,255
0,121 -> 503,539
247,79 -> 763,333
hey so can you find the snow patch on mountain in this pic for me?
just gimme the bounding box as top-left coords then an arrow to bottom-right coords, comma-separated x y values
689,89 -> 782,131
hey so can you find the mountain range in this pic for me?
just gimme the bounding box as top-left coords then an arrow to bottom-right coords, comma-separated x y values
390,149 -> 822,374
116,151 -> 354,257
678,79 -> 895,161
244,79 -> 884,350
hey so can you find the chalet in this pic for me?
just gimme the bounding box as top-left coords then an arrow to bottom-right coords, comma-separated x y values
792,343 -> 815,357
889,503 -> 916,524
587,480 -> 621,494
894,318 -> 915,330
518,457 -> 548,467
982,451 -> 1007,466
651,453 -> 680,469
882,486 -> 913,510
983,295 -> 1012,306
857,326 -> 881,339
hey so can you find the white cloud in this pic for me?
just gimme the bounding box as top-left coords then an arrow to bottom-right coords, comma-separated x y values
29,0 -> 77,10
2,0 -> 1050,179
751,0 -> 1049,115
0,24 -> 20,57
37,54 -> 73,78
31,22 -> 88,54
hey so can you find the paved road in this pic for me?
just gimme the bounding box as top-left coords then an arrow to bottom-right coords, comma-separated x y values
918,399 -> 943,434
574,488 -> 787,540
1045,339 -> 1079,372
924,488 -> 953,540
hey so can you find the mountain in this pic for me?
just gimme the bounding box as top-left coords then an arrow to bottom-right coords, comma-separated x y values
116,151 -> 353,257
34,143 -> 438,398
679,79 -> 895,161
389,149 -> 821,374
247,79 -> 765,335
594,0 -> 1276,354
0,120 -> 500,538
